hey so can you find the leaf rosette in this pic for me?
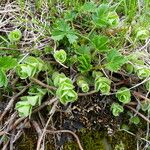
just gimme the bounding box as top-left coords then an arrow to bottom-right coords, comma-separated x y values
116,87 -> 131,104
52,72 -> 72,87
95,77 -> 111,94
77,77 -> 89,93
124,63 -> 134,74
16,56 -> 44,79
52,72 -> 78,104
111,103 -> 124,116
145,80 -> 150,92
135,27 -> 149,40
8,29 -> 22,42
15,101 -> 32,117
24,56 -> 44,71
56,82 -> 77,104
54,50 -> 67,64
16,64 -> 36,79
107,11 -> 119,27
136,66 -> 150,79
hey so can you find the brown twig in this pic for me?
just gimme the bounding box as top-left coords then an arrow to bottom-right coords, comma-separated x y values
45,129 -> 84,150
78,90 -> 96,96
0,84 -> 31,122
33,98 -> 57,113
32,121 -> 42,137
0,98 -> 57,137
125,105 -> 150,123
133,91 -> 150,102
30,77 -> 57,90
36,101 -> 58,150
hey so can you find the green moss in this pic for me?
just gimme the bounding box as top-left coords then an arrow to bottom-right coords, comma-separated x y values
17,132 -> 36,150
109,131 -> 137,150
16,129 -> 56,150
64,129 -> 137,150
64,129 -> 111,150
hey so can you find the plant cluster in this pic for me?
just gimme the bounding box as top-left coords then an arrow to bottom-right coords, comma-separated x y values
0,1 -> 150,125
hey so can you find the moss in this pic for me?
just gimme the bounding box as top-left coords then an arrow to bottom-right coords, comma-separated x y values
109,131 -> 137,150
64,129 -> 111,150
16,128 -> 56,150
64,129 -> 137,150
17,132 -> 36,150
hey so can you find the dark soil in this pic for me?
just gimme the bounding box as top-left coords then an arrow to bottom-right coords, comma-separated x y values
14,93 -> 140,150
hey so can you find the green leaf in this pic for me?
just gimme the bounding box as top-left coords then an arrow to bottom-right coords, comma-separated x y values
129,116 -> 140,125
141,101 -> 150,113
135,66 -> 150,79
51,19 -> 78,44
121,124 -> 129,130
145,80 -> 150,92
77,76 -> 89,93
80,2 -> 97,13
78,54 -> 92,73
56,88 -> 77,104
107,11 -> 119,27
23,56 -> 44,72
91,35 -> 109,52
51,30 -> 65,41
116,87 -> 131,104
16,64 -> 36,79
0,56 -> 17,70
8,29 -> 22,43
16,56 -> 44,79
111,103 -> 124,116
54,50 -> 67,63
52,72 -> 72,87
15,101 -> 32,117
64,10 -> 77,21
105,49 -> 128,72
66,33 -> 78,44
94,77 -> 111,94
74,45 -> 90,55
127,53 -> 144,65
92,4 -> 109,27
27,86 -> 47,105
44,45 -> 53,54
0,69 -> 8,87
135,27 -> 149,40
92,71 -> 103,78
21,95 -> 39,106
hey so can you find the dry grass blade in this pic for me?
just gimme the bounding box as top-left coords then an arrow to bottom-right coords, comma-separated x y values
0,84 -> 31,122
45,129 -> 84,150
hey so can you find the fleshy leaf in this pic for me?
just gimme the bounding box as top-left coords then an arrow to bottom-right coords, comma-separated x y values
94,77 -> 111,94
111,103 -> 124,116
77,76 -> 89,93
54,50 -> 67,63
116,87 -> 131,104
15,101 -> 32,117
8,29 -> 22,42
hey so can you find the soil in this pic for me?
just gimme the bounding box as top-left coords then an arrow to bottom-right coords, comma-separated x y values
14,93 -> 141,150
